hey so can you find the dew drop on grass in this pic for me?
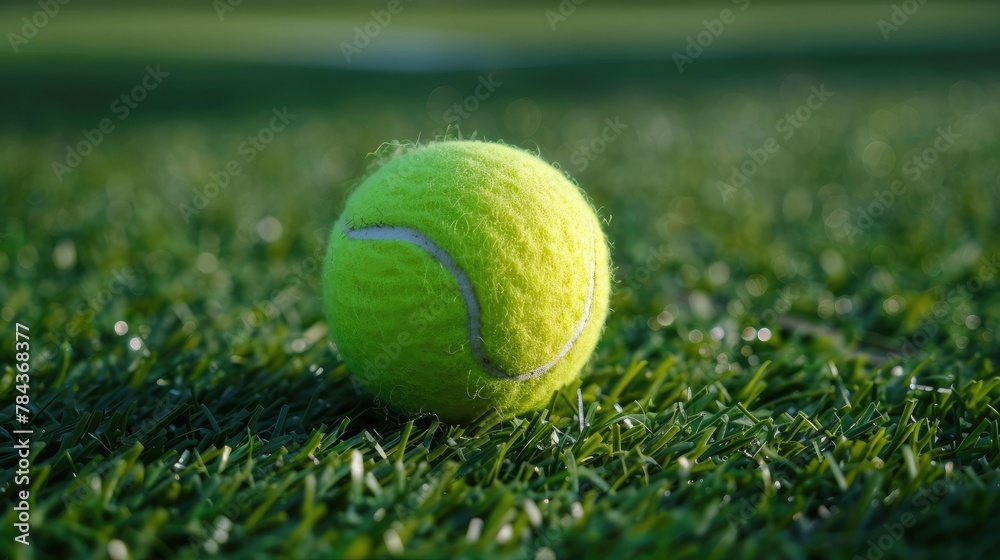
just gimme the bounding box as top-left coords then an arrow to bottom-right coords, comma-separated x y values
496,524 -> 513,544
384,529 -> 403,554
708,262 -> 730,285
746,275 -> 767,297
835,296 -> 853,314
524,500 -> 543,528
466,518 -> 484,543
657,310 -> 675,326
196,252 -> 218,274
107,540 -> 129,560
862,141 -> 896,177
256,216 -> 284,242
17,245 -> 38,268
817,297 -> 834,319
53,240 -> 76,269
350,450 -> 363,483
883,296 -> 905,314
536,548 -> 557,560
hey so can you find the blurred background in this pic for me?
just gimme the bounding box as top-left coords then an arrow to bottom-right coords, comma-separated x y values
3,0 -> 999,364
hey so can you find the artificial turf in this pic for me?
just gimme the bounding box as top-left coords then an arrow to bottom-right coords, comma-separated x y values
2,57 -> 999,559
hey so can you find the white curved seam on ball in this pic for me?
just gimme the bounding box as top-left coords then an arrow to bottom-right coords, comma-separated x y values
344,222 -> 597,381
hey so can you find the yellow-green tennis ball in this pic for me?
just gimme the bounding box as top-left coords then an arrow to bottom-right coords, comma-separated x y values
323,141 -> 610,423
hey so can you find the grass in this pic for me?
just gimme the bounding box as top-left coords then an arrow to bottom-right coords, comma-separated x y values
2,56 -> 1000,559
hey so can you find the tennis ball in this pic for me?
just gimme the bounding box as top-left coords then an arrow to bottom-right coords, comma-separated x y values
322,141 -> 610,423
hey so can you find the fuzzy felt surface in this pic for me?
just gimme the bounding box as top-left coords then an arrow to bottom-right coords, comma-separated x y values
323,141 -> 611,422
